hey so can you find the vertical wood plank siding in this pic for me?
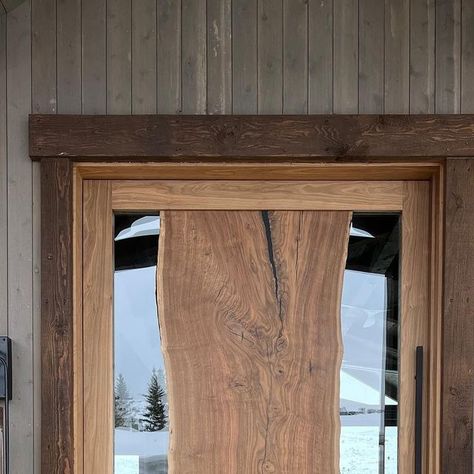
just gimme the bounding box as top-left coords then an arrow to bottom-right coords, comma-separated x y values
258,0 -> 282,114
358,0 -> 383,114
0,0 -> 471,471
131,0 -> 157,114
107,0 -> 132,114
207,0 -> 232,114
57,0 -> 81,113
384,0 -> 410,113
81,0 -> 106,113
0,14 -> 7,338
181,0 -> 207,113
7,4 -> 35,474
333,0 -> 358,113
435,0 -> 461,113
308,0 -> 332,113
232,0 -> 257,113
283,0 -> 307,113
410,0 -> 435,113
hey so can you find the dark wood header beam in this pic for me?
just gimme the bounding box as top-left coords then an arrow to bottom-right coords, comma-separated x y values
30,114 -> 474,160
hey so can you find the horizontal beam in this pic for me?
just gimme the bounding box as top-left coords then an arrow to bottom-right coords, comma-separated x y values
30,114 -> 474,160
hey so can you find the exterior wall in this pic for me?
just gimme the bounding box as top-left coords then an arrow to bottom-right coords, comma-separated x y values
0,0 -> 470,471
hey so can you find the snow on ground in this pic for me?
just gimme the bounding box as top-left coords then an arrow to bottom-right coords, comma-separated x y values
115,429 -> 169,474
114,426 -> 396,473
115,456 -> 139,474
115,428 -> 169,456
341,426 -> 397,473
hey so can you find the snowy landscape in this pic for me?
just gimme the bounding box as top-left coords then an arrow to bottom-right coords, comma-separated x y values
114,425 -> 396,474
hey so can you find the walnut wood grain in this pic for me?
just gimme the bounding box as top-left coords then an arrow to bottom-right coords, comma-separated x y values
157,210 -> 351,473
29,114 -> 474,159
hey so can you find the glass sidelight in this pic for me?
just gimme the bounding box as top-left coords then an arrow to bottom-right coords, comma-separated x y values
340,214 -> 400,474
113,215 -> 168,474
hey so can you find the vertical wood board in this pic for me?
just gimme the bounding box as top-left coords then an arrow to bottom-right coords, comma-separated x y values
258,0 -> 283,114
232,0 -> 258,113
358,0 -> 384,113
283,0 -> 308,113
40,159 -> 73,474
435,0 -> 461,113
7,4 -> 35,473
57,0 -> 81,113
131,0 -> 157,114
442,159 -> 474,474
31,0 -> 56,113
157,0 -> 182,114
308,0 -> 333,113
107,0 -> 132,114
461,0 -> 474,112
158,210 -> 351,472
82,0 -> 107,113
83,180 -> 113,474
207,0 -> 232,114
181,0 -> 206,114
399,182 -> 431,472
384,0 -> 410,113
333,0 -> 358,113
0,13 -> 6,335
410,0 -> 435,113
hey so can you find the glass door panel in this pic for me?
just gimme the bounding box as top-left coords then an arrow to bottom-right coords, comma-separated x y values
112,212 -> 401,474
114,214 -> 168,474
341,214 -> 400,473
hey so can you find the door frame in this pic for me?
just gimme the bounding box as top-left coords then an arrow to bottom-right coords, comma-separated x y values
78,174 -> 439,474
31,113 -> 474,474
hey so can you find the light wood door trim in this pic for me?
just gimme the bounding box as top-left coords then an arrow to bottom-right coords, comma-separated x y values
400,182 -> 432,473
80,178 -> 437,474
75,162 -> 441,180
111,180 -> 404,211
83,181 -> 114,474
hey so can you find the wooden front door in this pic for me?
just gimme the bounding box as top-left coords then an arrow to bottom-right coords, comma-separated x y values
159,210 -> 350,473
79,177 -> 437,473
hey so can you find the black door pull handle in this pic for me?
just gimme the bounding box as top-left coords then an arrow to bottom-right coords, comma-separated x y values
415,346 -> 423,474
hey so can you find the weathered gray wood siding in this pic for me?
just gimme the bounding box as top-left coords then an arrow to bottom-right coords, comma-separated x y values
0,0 -> 470,471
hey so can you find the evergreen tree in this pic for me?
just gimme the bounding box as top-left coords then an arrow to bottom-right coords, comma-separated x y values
115,373 -> 132,428
142,369 -> 167,431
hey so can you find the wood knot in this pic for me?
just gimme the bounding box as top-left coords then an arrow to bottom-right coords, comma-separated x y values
275,336 -> 288,352
262,461 -> 275,472
216,124 -> 239,145
274,364 -> 285,377
229,376 -> 250,393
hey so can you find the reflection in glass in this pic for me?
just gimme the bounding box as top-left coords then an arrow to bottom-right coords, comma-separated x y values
114,214 -> 168,474
340,214 -> 400,473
